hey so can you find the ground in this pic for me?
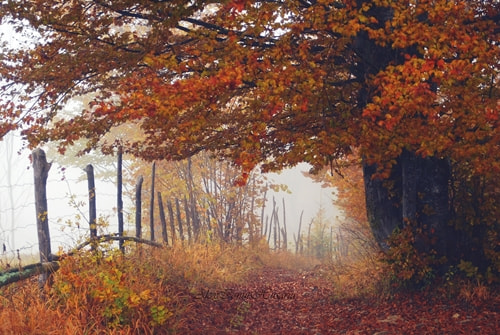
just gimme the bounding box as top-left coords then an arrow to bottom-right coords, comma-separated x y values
173,267 -> 499,334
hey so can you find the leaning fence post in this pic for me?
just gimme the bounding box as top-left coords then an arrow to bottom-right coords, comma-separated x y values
32,148 -> 52,286
135,176 -> 144,239
149,162 -> 156,241
85,164 -> 97,250
158,192 -> 169,245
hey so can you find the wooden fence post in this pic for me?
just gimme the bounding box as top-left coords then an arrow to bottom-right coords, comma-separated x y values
117,148 -> 124,253
135,176 -> 144,239
167,200 -> 176,245
85,164 -> 97,250
282,198 -> 287,250
158,192 -> 168,245
32,149 -> 52,286
175,198 -> 184,242
149,162 -> 156,241
295,210 -> 303,254
184,196 -> 192,243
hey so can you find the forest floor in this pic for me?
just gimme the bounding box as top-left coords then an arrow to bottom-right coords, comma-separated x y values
176,266 -> 499,334
0,245 -> 499,334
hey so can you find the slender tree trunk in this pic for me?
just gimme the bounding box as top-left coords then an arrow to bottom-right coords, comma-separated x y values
186,157 -> 200,241
282,198 -> 287,251
273,221 -> 277,251
33,149 -> 52,262
260,186 -> 267,237
266,215 -> 271,244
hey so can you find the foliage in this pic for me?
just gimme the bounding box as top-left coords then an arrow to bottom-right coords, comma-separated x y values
1,0 -> 496,175
449,163 -> 500,283
383,225 -> 441,289
51,249 -> 172,331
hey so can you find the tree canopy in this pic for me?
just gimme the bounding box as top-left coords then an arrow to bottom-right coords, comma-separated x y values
0,0 -> 499,282
2,0 -> 495,173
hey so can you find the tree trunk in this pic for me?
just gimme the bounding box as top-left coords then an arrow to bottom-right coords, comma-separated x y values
364,151 -> 452,259
184,196 -> 192,243
363,161 -> 402,250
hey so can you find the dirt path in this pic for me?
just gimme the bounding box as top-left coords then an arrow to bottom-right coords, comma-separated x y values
175,267 -> 499,334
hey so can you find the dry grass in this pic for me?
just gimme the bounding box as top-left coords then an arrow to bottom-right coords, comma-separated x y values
0,241 -> 319,334
1,241 -> 495,334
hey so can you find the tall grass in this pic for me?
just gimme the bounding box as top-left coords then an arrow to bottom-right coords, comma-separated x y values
0,241 -> 316,334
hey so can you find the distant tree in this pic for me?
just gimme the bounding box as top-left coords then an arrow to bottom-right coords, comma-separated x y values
132,152 -> 271,244
306,205 -> 333,260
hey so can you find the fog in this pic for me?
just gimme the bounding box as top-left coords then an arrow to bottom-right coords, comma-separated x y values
0,132 -> 340,260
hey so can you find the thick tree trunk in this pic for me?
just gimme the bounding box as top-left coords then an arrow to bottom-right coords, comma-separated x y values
364,150 -> 453,260
363,161 -> 402,250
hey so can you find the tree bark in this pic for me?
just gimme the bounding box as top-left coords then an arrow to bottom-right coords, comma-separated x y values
364,151 -> 452,259
363,161 -> 402,249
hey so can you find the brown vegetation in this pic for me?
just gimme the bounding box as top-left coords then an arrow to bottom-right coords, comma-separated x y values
0,242 -> 498,334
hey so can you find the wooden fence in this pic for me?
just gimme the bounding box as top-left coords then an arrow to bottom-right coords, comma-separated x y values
1,148 -> 348,288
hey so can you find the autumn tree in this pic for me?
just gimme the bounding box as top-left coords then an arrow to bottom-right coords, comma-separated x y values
0,1 -> 498,279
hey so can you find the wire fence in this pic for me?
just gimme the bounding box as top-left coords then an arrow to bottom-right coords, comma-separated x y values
0,157 -> 136,262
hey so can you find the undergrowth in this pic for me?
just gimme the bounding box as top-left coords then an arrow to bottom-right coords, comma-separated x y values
0,241 -> 315,334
